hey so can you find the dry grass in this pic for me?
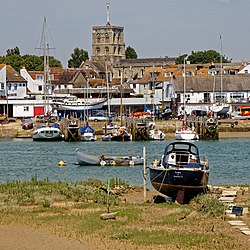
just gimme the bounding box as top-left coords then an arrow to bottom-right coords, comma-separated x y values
0,179 -> 249,249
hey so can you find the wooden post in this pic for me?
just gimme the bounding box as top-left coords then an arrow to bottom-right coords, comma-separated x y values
143,146 -> 147,202
107,178 -> 110,213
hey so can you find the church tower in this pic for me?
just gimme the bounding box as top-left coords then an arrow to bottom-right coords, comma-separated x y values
91,3 -> 126,64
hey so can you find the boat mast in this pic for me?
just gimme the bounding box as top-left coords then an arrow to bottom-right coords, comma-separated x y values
43,17 -> 48,116
36,17 -> 55,117
183,57 -> 187,125
220,34 -> 223,103
120,69 -> 123,126
105,60 -> 111,120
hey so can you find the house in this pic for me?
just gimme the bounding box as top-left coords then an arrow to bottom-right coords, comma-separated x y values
0,64 -> 28,117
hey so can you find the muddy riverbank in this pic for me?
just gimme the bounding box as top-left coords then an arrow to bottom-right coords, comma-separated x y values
1,118 -> 250,139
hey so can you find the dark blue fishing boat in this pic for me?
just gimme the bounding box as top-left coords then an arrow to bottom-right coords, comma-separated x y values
149,141 -> 209,203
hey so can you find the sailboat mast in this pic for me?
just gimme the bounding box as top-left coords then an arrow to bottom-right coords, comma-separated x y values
183,57 -> 186,123
220,34 -> 223,103
120,70 -> 123,126
105,60 -> 110,119
43,17 -> 48,116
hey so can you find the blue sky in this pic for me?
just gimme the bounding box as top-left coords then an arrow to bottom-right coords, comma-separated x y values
0,0 -> 249,67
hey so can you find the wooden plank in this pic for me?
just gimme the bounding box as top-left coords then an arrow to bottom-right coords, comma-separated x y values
241,230 -> 250,235
221,190 -> 237,196
219,197 -> 235,202
228,221 -> 246,226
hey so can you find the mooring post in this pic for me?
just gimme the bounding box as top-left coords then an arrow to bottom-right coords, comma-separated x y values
143,146 -> 147,202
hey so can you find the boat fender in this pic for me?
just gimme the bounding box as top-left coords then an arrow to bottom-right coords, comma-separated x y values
58,160 -> 65,166
110,160 -> 116,166
100,160 -> 106,166
153,159 -> 159,166
129,160 -> 134,166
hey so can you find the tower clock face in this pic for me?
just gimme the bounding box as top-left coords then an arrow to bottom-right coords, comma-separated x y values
100,29 -> 104,33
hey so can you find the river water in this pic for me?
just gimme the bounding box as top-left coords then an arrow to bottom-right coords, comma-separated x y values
0,138 -> 249,186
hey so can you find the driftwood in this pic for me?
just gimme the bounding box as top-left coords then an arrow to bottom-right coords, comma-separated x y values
100,212 -> 117,220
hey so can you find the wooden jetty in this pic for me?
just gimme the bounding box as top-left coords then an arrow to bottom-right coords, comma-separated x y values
188,116 -> 219,140
125,118 -> 150,141
60,118 -> 81,142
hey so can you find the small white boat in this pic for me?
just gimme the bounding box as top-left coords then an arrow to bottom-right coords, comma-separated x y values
76,148 -> 143,166
149,122 -> 165,140
149,129 -> 165,140
82,132 -> 97,141
80,123 -> 96,141
175,126 -> 199,140
32,127 -> 63,141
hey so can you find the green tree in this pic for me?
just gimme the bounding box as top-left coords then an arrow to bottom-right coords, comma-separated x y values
68,48 -> 89,68
0,48 -> 62,71
22,55 -> 43,71
0,55 -> 24,71
125,46 -> 138,59
175,50 -> 231,64
6,46 -> 21,56
175,54 -> 188,65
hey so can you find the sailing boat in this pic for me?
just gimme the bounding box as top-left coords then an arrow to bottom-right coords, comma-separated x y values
32,17 -> 62,141
210,35 -> 229,118
175,57 -> 199,140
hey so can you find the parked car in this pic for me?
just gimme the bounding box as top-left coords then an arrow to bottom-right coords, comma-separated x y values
88,114 -> 108,122
22,118 -> 33,130
160,108 -> 173,120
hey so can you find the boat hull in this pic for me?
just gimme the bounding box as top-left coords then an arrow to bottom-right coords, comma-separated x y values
175,130 -> 199,140
150,167 -> 209,202
110,134 -> 131,141
76,150 -> 143,166
32,127 -> 63,141
149,129 -> 165,140
52,99 -> 106,119
81,131 -> 97,141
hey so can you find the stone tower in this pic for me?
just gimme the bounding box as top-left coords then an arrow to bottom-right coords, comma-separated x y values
91,3 -> 125,64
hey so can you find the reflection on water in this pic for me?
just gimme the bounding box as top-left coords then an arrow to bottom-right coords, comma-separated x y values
0,138 -> 249,186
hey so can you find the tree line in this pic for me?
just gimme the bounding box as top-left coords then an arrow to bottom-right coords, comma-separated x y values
0,46 -> 230,72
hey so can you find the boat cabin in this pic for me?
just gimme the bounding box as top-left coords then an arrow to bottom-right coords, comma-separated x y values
162,142 -> 201,167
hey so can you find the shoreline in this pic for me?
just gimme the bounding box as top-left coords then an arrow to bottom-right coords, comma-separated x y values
1,119 -> 250,139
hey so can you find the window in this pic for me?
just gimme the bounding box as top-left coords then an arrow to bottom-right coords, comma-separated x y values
48,74 -> 54,81
1,83 -> 4,89
36,74 -> 44,80
204,93 -> 210,103
14,84 -> 17,90
165,72 -> 171,77
38,85 -> 42,91
24,106 -> 29,112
